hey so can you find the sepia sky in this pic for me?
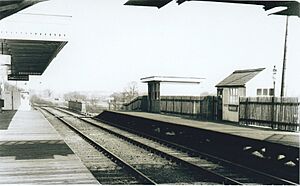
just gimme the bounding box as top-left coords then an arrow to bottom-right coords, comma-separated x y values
0,0 -> 299,97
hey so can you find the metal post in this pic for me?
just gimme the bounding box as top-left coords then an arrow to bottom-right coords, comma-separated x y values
165,97 -> 167,112
173,97 -> 175,113
272,65 -> 277,129
11,90 -> 13,110
271,96 -> 275,129
180,97 -> 183,114
273,65 -> 277,97
280,16 -> 289,97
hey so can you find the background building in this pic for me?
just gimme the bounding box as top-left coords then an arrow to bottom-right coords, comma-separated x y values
216,68 -> 266,122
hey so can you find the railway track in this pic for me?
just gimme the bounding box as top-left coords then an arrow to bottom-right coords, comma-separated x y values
54,107 -> 297,185
42,107 -> 227,184
42,106 -> 296,185
39,107 -> 155,185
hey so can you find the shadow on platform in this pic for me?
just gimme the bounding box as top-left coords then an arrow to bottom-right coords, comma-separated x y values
0,111 -> 17,130
0,140 -> 74,160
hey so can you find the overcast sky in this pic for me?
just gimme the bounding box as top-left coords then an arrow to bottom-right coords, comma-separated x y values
0,0 -> 299,97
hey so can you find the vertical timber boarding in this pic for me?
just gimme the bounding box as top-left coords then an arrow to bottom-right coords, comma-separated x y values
124,95 -> 222,121
123,96 -> 148,111
239,97 -> 300,131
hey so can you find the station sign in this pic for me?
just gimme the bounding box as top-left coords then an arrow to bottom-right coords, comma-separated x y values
8,74 -> 29,81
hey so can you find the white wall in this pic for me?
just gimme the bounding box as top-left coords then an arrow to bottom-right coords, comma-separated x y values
222,87 -> 245,122
3,90 -> 21,110
0,55 -> 10,100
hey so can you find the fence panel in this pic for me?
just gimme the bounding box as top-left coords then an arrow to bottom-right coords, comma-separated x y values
160,96 -> 221,121
239,97 -> 299,131
123,95 -> 222,121
123,97 -> 141,111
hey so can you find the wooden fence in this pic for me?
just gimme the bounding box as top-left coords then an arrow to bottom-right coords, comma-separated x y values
123,96 -> 148,111
123,95 -> 222,121
160,96 -> 221,120
239,97 -> 300,131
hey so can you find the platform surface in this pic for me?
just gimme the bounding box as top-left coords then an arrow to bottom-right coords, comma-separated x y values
0,109 -> 99,184
116,111 -> 300,148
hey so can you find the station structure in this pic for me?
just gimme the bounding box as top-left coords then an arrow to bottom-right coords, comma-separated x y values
0,0 -> 68,110
141,76 -> 204,113
0,2 -> 92,184
0,0 -> 299,184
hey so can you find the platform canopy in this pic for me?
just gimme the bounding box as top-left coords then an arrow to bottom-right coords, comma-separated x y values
125,0 -> 300,17
141,76 -> 204,84
0,0 -> 47,20
0,39 -> 67,81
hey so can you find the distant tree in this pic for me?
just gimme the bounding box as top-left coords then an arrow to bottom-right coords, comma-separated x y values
110,92 -> 123,102
108,81 -> 139,110
63,91 -> 87,102
85,95 -> 105,114
30,94 -> 54,106
89,95 -> 99,108
44,89 -> 53,98
123,81 -> 139,103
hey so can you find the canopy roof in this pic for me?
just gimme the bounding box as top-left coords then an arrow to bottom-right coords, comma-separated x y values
141,76 -> 204,83
0,0 -> 46,20
125,0 -> 300,17
0,39 -> 67,81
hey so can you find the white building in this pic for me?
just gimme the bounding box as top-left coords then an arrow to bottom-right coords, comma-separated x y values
0,55 -> 22,110
216,68 -> 273,122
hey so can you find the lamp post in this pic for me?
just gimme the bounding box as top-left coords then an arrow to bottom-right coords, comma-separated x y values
271,65 -> 277,129
272,65 -> 277,97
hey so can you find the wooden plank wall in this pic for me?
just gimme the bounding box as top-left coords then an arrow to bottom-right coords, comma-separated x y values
123,96 -> 148,111
239,97 -> 300,131
160,96 -> 200,116
160,96 -> 221,121
124,96 -> 221,121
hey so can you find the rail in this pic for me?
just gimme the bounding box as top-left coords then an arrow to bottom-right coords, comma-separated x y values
41,107 -> 156,185
56,107 -> 297,185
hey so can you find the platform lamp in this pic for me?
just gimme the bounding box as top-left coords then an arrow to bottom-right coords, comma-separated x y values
271,65 -> 277,129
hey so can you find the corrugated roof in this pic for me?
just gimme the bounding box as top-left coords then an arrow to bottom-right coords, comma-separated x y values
216,68 -> 265,87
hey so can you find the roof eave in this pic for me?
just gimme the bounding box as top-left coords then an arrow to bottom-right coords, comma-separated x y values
215,85 -> 246,88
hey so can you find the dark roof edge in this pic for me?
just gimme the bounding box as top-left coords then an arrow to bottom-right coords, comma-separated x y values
215,85 -> 245,88
233,68 -> 265,74
42,41 -> 68,74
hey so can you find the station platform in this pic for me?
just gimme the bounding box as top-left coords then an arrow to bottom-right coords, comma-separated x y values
111,111 -> 299,148
0,109 -> 99,184
96,110 -> 299,183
